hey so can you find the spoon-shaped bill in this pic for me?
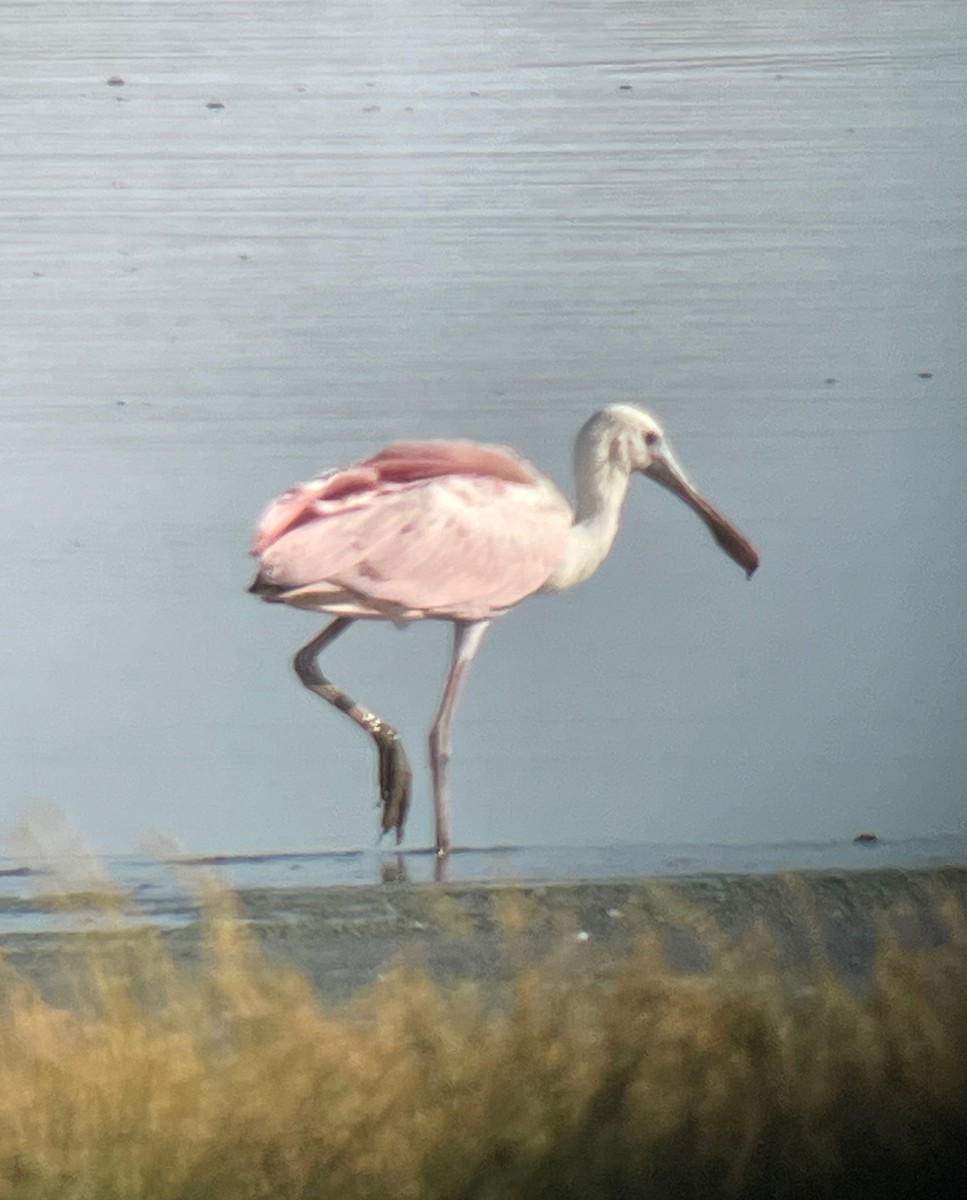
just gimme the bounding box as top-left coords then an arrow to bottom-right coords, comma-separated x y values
644,455 -> 759,579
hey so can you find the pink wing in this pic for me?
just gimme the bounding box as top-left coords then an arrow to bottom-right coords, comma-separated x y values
252,442 -> 573,621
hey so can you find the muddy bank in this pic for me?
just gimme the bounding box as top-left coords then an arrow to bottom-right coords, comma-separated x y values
2,866 -> 964,1007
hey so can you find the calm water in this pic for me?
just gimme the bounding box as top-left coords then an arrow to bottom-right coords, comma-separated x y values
1,1 -> 965,858
2,836 -> 966,935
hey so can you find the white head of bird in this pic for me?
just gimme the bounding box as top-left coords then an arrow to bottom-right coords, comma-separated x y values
546,404 -> 758,591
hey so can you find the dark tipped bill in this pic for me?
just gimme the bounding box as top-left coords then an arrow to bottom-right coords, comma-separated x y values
644,455 -> 759,579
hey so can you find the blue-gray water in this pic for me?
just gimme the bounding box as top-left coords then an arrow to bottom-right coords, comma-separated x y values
2,836 -> 966,935
1,1 -> 965,858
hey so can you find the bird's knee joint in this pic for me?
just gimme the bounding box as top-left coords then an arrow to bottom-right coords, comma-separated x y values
429,729 -> 450,765
292,650 -> 317,683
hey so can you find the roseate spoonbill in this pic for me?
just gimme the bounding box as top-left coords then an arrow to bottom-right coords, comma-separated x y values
249,405 -> 758,855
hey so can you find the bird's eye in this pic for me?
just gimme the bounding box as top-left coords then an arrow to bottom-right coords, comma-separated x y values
644,431 -> 660,447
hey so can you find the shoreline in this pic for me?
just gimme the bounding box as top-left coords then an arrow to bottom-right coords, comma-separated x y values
2,864 -> 964,1006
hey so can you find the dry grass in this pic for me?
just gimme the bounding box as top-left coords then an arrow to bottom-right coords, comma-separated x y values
0,887 -> 965,1200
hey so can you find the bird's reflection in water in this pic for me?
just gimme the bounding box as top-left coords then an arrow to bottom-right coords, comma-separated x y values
378,851 -> 452,884
379,854 -> 409,884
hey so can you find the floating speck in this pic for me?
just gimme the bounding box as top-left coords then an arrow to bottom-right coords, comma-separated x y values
107,76 -> 125,87
574,930 -> 590,942
618,83 -> 632,92
853,831 -> 879,846
363,104 -> 380,113
824,377 -> 836,385
206,100 -> 225,110
917,371 -> 933,379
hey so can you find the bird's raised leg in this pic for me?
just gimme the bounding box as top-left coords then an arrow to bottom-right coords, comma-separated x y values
429,619 -> 491,856
293,618 -> 412,844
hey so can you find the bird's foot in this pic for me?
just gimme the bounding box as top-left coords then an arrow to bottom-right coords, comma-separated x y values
375,729 -> 412,845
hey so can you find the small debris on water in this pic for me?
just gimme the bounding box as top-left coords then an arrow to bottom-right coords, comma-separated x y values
206,100 -> 225,110
107,76 -> 125,87
574,930 -> 590,942
824,377 -> 837,385
853,831 -> 879,846
363,105 -> 380,113
618,83 -> 632,92
606,908 -> 623,920
917,371 -> 933,379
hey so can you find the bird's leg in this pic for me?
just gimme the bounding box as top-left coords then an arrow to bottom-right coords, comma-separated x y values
428,620 -> 491,856
292,618 -> 412,844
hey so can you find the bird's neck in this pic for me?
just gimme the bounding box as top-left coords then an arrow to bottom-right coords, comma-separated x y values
544,418 -> 633,592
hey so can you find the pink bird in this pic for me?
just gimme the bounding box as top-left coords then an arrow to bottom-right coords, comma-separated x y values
249,405 -> 758,855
